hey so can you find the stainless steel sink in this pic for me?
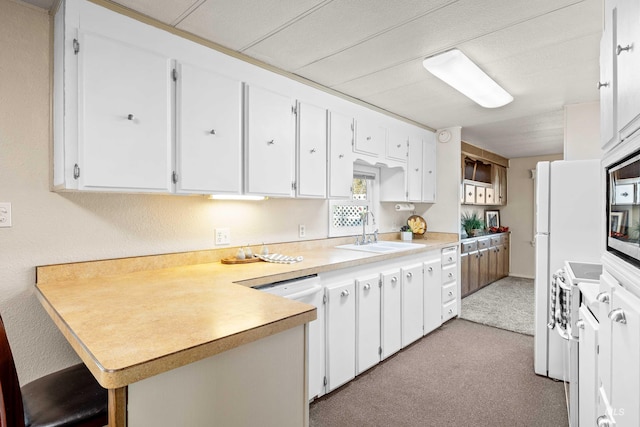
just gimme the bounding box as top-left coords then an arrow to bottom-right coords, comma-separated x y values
335,241 -> 426,253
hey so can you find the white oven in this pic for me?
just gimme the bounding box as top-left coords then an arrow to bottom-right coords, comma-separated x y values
552,261 -> 602,427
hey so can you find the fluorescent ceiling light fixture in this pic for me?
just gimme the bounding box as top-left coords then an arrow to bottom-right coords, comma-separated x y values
208,195 -> 266,201
422,49 -> 513,108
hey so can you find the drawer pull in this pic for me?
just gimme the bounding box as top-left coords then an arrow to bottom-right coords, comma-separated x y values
575,319 -> 585,329
406,272 -> 413,279
597,415 -> 612,427
448,291 -> 453,296
363,283 -> 371,290
448,309 -> 453,314
596,292 -> 610,304
448,257 -> 453,262
340,290 -> 350,297
448,272 -> 453,278
127,113 -> 135,121
391,277 -> 398,284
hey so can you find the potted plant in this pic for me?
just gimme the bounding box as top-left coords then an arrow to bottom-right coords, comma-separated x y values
461,212 -> 485,237
400,225 -> 412,241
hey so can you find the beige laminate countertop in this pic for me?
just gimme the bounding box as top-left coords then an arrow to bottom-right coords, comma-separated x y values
35,233 -> 458,389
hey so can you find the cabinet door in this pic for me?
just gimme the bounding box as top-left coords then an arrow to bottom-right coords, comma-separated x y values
381,270 -> 402,359
599,273 -> 616,397
297,102 -> 327,198
424,258 -> 442,335
476,186 -> 486,204
460,252 -> 470,297
495,244 -> 506,280
244,85 -> 295,196
356,274 -> 381,374
616,0 -> 640,137
387,129 -> 408,161
578,304 -> 599,427
500,243 -> 509,278
485,188 -> 495,205
464,184 -> 476,204
600,1 -> 617,148
78,32 -> 172,192
469,251 -> 480,292
407,136 -> 423,202
610,286 -> 640,427
354,119 -> 385,157
326,281 -> 356,392
478,248 -> 490,287
401,263 -> 424,347
421,132 -> 436,203
328,112 -> 353,199
488,246 -> 499,283
176,63 -> 242,194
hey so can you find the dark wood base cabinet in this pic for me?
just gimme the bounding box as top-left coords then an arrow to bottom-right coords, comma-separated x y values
460,233 -> 509,298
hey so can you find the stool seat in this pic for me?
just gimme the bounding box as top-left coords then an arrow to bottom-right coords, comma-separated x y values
22,363 -> 108,427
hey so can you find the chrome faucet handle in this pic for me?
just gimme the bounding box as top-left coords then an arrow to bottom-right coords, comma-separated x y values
373,229 -> 379,243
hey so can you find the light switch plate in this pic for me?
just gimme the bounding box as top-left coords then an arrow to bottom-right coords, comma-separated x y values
0,202 -> 11,228
215,227 -> 230,245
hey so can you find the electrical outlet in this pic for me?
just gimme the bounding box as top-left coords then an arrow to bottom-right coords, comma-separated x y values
0,202 -> 11,228
299,224 -> 306,238
215,227 -> 230,245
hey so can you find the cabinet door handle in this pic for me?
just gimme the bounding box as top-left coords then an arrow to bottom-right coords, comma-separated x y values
366,136 -> 371,141
597,415 -> 612,427
448,272 -> 453,278
363,283 -> 371,290
338,154 -> 344,159
621,192 -> 629,197
406,272 -> 413,279
596,292 -> 610,304
597,81 -> 609,89
415,168 -> 419,172
127,114 -> 135,121
576,319 -> 585,329
427,267 -> 433,272
391,276 -> 398,284
608,308 -> 627,324
267,139 -> 275,145
475,254 -> 479,259
448,291 -> 453,296
448,257 -> 453,262
617,44 -> 633,55
397,144 -> 401,148
310,148 -> 316,154
210,129 -> 216,135
340,290 -> 350,297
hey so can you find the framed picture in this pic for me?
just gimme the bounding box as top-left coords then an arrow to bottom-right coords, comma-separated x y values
485,210 -> 500,229
610,211 -> 627,234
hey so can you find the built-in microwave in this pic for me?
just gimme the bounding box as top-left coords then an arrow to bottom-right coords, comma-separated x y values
607,150 -> 640,268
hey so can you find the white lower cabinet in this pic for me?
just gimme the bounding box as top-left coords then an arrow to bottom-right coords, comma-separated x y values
578,304 -> 598,427
325,280 -> 356,392
423,257 -> 442,335
356,274 -> 381,374
401,263 -> 424,347
381,269 -> 402,359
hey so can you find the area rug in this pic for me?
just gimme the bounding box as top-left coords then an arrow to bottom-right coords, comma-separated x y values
460,276 -> 535,336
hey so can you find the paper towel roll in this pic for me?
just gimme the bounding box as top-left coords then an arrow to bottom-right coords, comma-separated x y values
394,203 -> 415,211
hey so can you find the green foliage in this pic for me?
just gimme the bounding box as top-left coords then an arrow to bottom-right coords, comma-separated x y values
461,211 -> 485,235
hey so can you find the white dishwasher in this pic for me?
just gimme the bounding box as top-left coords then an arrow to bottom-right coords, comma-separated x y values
257,275 -> 325,400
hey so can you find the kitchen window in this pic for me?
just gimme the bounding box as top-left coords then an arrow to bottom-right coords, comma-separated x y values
329,165 -> 378,237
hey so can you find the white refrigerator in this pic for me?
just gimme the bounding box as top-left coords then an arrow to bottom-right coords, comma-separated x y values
533,160 -> 602,380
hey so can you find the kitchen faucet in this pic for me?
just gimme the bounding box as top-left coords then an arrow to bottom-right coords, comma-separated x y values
356,210 -> 378,245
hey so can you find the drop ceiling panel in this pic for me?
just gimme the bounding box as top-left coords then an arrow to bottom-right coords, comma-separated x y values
113,0 -> 201,24
176,0 -> 328,51
242,0 -> 454,70
296,0 -> 585,88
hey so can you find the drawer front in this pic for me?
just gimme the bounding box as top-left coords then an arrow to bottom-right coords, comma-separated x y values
442,300 -> 458,322
442,282 -> 457,304
476,186 -> 486,204
477,238 -> 490,249
441,247 -> 457,266
461,241 -> 477,253
442,264 -> 457,284
500,234 -> 509,245
464,184 -> 476,204
490,236 -> 501,246
614,184 -> 634,204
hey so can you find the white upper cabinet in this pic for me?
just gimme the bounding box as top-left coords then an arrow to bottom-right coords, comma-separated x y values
244,84 -> 296,197
328,112 -> 354,199
296,102 -> 327,198
386,128 -> 408,162
600,0 -> 617,149
615,0 -> 640,139
353,118 -> 385,157
421,131 -> 436,203
407,135 -> 423,202
175,62 -> 242,195
78,31 -> 172,192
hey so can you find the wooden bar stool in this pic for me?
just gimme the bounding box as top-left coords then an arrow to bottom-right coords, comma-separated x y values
0,314 -> 107,427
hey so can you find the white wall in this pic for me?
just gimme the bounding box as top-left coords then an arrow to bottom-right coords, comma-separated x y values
501,154 -> 563,278
564,101 -> 602,160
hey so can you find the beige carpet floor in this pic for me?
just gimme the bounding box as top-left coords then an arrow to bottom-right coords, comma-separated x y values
310,319 -> 567,427
461,276 -> 535,336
